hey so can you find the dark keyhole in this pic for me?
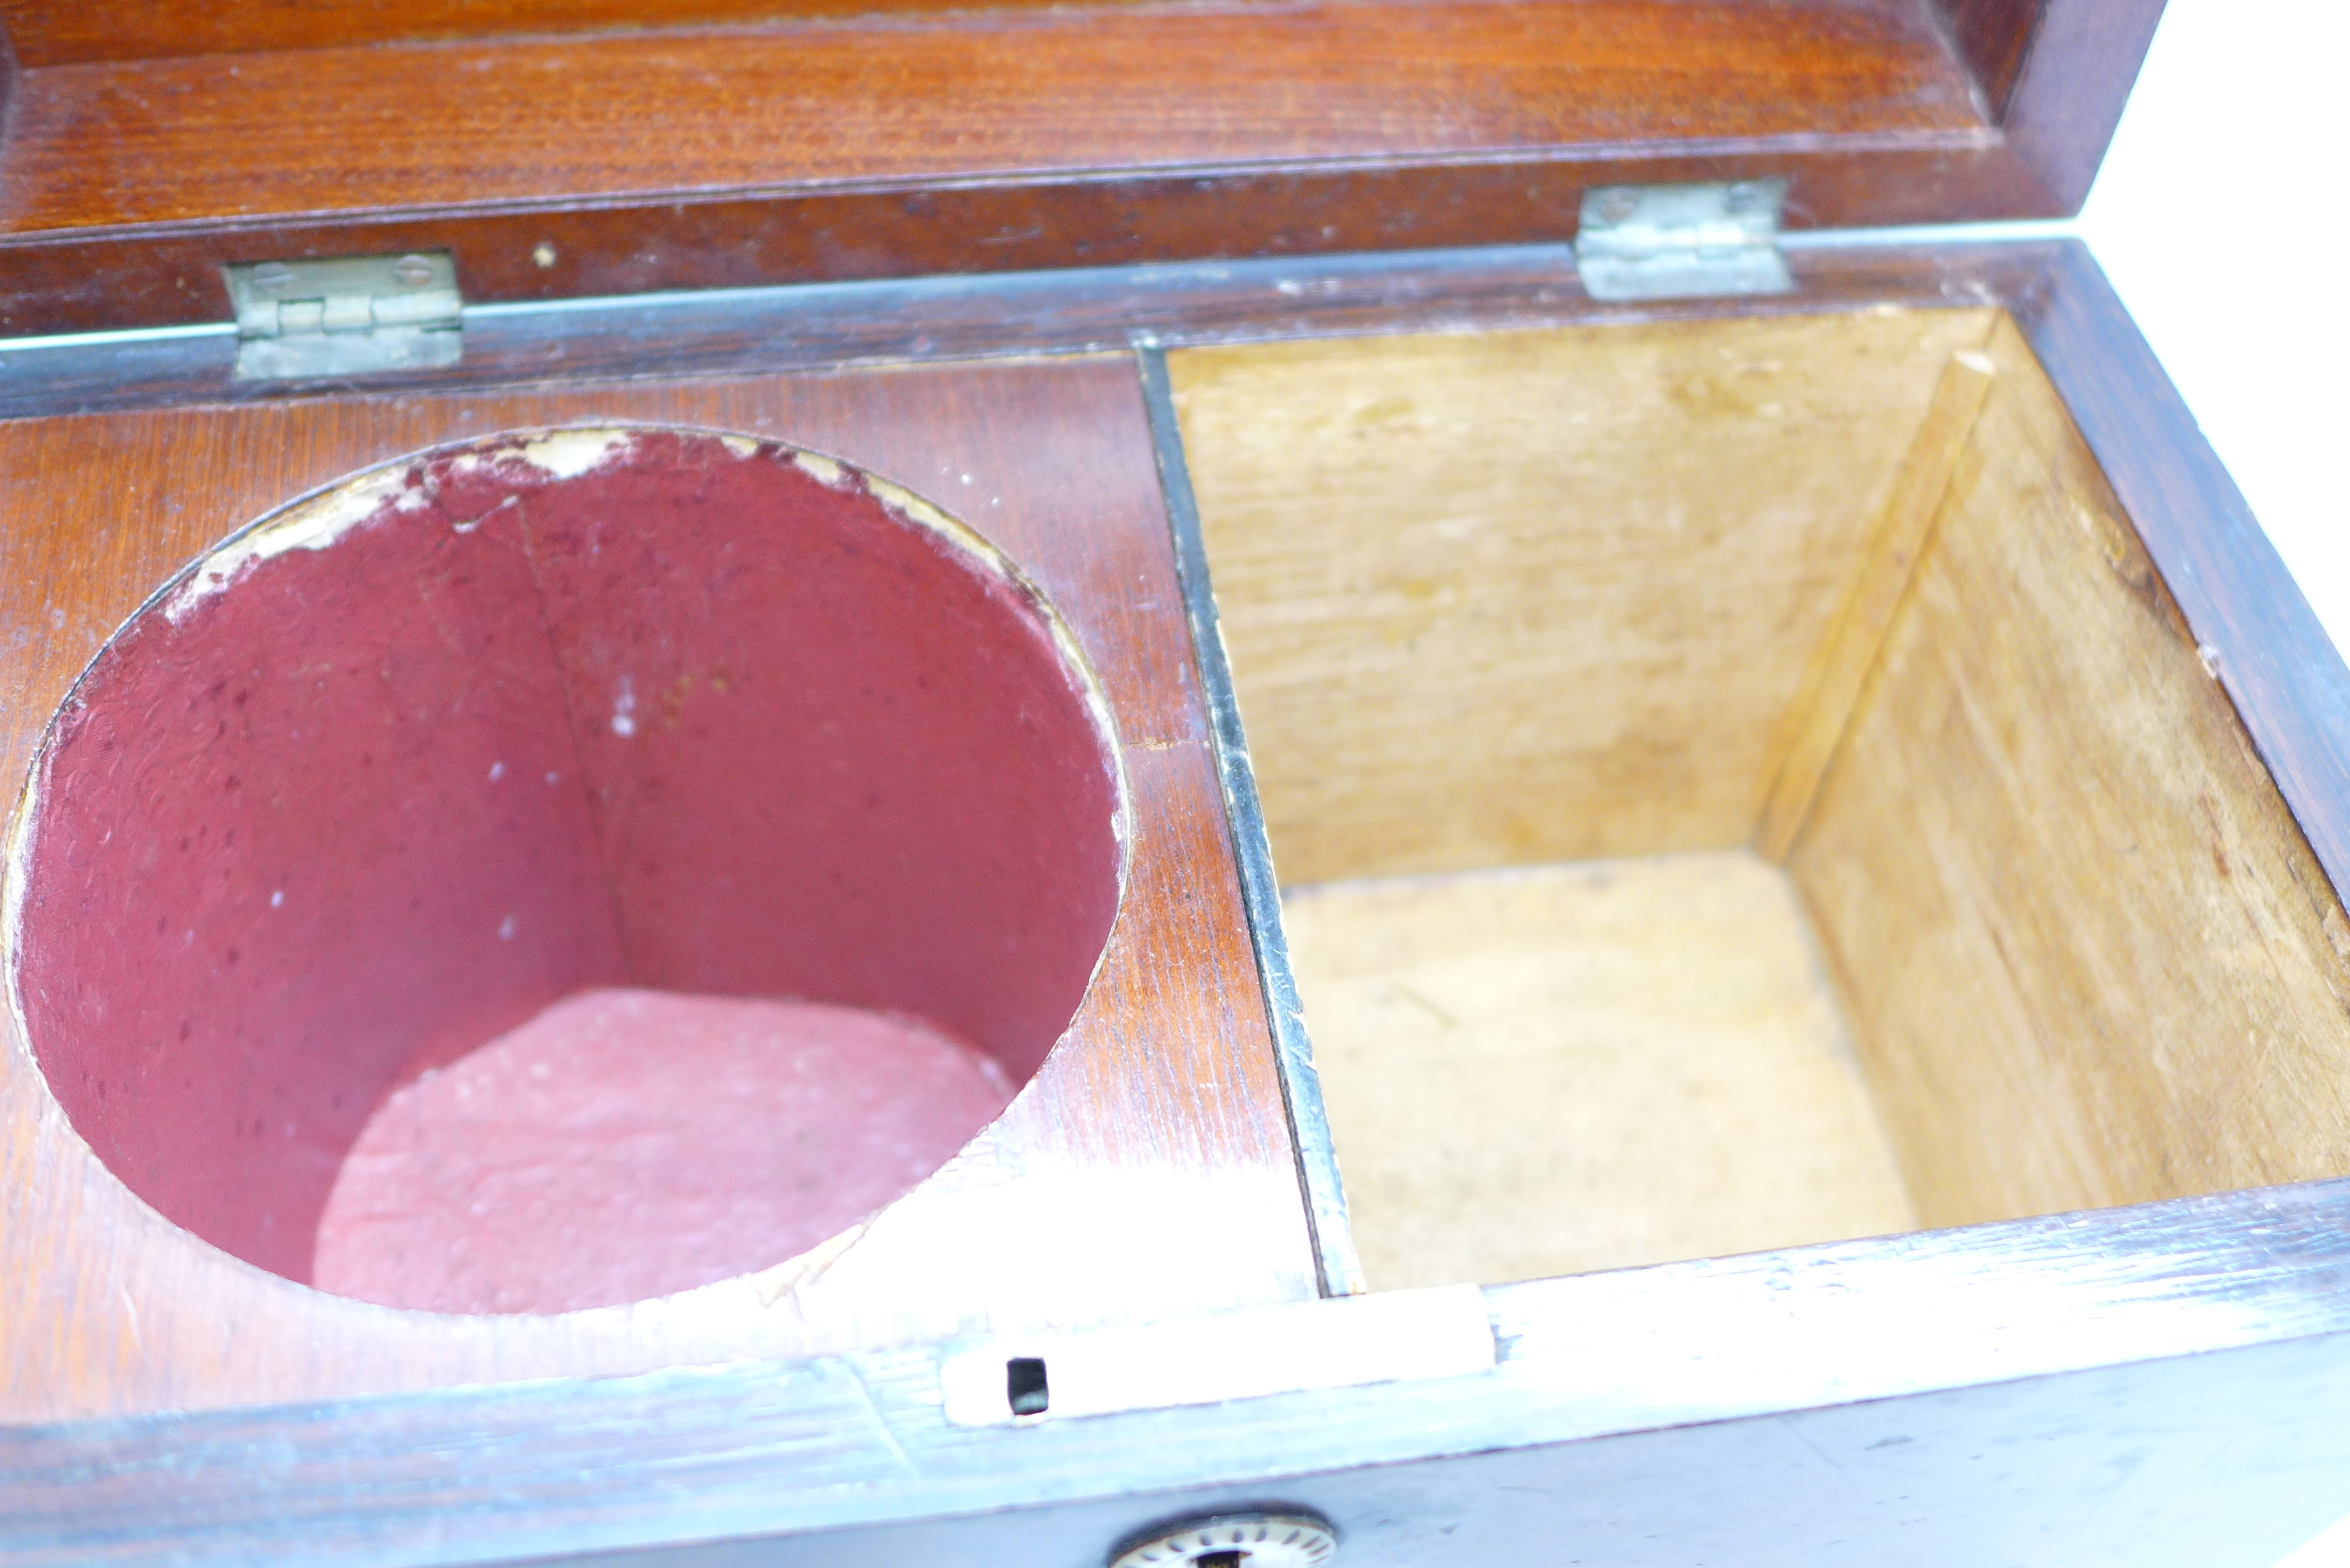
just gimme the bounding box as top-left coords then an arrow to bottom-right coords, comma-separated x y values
1006,1356 -> 1049,1416
1196,1554 -> 1248,1568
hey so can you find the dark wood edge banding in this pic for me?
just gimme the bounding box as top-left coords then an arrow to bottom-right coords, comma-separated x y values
1993,0 -> 2167,210
2010,240 -> 2350,913
5,1180 -> 2350,1566
1137,343 -> 1364,1300
0,238 -> 2074,422
0,142 -> 2066,340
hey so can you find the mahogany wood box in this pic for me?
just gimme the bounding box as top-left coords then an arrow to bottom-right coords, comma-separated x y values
5,2 -> 2350,1565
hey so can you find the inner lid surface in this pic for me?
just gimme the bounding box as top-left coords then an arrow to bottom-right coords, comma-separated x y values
9,426 -> 1125,1314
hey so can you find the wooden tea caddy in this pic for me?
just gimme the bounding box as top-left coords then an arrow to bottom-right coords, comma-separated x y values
6,1 -> 2350,1563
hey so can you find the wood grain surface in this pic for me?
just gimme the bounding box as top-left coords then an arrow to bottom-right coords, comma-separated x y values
1787,315 -> 2350,1228
1756,346 -> 1997,858
2015,245 -> 2350,933
1286,851 -> 1915,1291
0,0 -> 1982,236
0,0 -> 2115,102
1994,0 -> 2168,211
1166,309 -> 1995,884
1174,284 -> 2350,1266
0,0 -> 2075,335
1933,0 -> 2045,116
1923,0 -> 2165,203
0,0 -> 1131,65
0,357 -> 1318,1422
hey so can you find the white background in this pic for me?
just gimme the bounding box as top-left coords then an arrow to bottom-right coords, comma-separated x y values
2073,1 -> 2350,1561
2079,0 -> 2348,646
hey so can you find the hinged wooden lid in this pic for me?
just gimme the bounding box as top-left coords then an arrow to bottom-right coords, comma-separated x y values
0,0 -> 2162,336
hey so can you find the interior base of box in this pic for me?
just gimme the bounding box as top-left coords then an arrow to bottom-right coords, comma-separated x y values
1284,851 -> 1917,1290
311,989 -> 1014,1315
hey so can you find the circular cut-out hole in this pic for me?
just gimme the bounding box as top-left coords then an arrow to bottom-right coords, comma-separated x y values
9,428 -> 1124,1315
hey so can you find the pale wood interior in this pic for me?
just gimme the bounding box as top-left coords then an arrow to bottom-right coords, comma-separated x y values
1167,308 -> 2000,883
1169,309 -> 2350,1287
1789,316 -> 2350,1227
1285,852 -> 1914,1289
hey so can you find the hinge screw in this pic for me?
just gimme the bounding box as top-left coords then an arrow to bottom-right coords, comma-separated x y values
1594,189 -> 1640,225
249,262 -> 294,295
390,254 -> 438,288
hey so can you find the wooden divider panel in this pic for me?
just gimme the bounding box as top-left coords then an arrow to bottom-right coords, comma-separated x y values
1787,317 -> 2350,1227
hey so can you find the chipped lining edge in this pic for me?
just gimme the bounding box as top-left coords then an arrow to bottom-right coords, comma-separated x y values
504,429 -> 635,483
162,429 -> 642,625
2,750 -> 47,1076
161,465 -> 422,624
791,450 -> 846,488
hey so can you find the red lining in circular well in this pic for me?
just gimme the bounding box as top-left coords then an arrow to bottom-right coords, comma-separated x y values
14,429 -> 1123,1314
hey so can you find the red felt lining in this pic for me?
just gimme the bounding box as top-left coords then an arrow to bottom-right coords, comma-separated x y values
14,428 -> 1122,1309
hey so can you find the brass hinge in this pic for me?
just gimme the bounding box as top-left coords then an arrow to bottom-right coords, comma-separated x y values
223,252 -> 463,380
1574,181 -> 1795,302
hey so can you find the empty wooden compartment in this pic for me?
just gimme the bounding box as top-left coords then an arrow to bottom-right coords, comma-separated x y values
1171,306 -> 2350,1292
